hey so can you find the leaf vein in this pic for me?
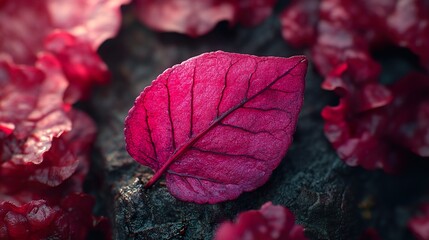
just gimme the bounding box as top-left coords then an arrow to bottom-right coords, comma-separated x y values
191,146 -> 265,162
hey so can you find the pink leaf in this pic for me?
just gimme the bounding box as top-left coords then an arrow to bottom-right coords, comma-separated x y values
125,51 -> 307,203
214,202 -> 307,240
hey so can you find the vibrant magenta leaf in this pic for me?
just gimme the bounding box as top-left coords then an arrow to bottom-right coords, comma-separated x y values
214,202 -> 307,240
125,51 -> 307,203
134,0 -> 276,37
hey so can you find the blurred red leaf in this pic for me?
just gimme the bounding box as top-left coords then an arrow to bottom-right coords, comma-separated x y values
125,51 -> 306,203
235,0 -> 277,27
44,31 -> 110,102
0,0 -> 130,64
281,0 -> 429,72
281,0 -> 429,171
0,0 -> 129,102
322,72 -> 429,171
280,0 -> 319,48
409,204 -> 429,240
214,202 -> 307,240
320,64 -> 398,172
386,73 -> 429,157
0,55 -> 70,168
134,0 -> 276,37
0,55 -> 96,189
0,193 -> 98,240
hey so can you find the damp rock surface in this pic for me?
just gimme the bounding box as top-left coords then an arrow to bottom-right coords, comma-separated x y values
91,7 -> 429,240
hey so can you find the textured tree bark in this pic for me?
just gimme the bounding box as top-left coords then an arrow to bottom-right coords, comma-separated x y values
91,6 -> 429,240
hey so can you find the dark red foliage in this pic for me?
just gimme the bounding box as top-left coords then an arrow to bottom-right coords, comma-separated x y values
61,110 -> 97,189
281,0 -> 429,171
125,51 -> 307,203
0,30 -> 99,240
0,109 -> 96,192
408,204 -> 429,240
235,0 -> 277,27
0,0 -> 129,102
0,57 -> 100,239
322,102 -> 401,172
0,0 -> 49,64
214,202 -> 307,240
1,0 -> 117,238
0,193 -> 100,240
280,0 -> 319,48
385,0 -> 429,70
135,0 -> 234,37
282,0 -> 429,71
320,65 -> 398,171
134,0 -> 277,37
0,56 -> 70,169
0,62 -> 44,137
0,56 -> 71,187
322,72 -> 429,171
0,0 -> 130,64
386,73 -> 429,157
44,31 -> 110,102
0,55 -> 96,194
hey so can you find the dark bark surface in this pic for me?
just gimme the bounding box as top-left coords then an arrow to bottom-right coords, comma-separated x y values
90,5 -> 429,240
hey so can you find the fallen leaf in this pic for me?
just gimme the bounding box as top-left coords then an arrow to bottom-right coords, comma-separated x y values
125,51 -> 307,203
